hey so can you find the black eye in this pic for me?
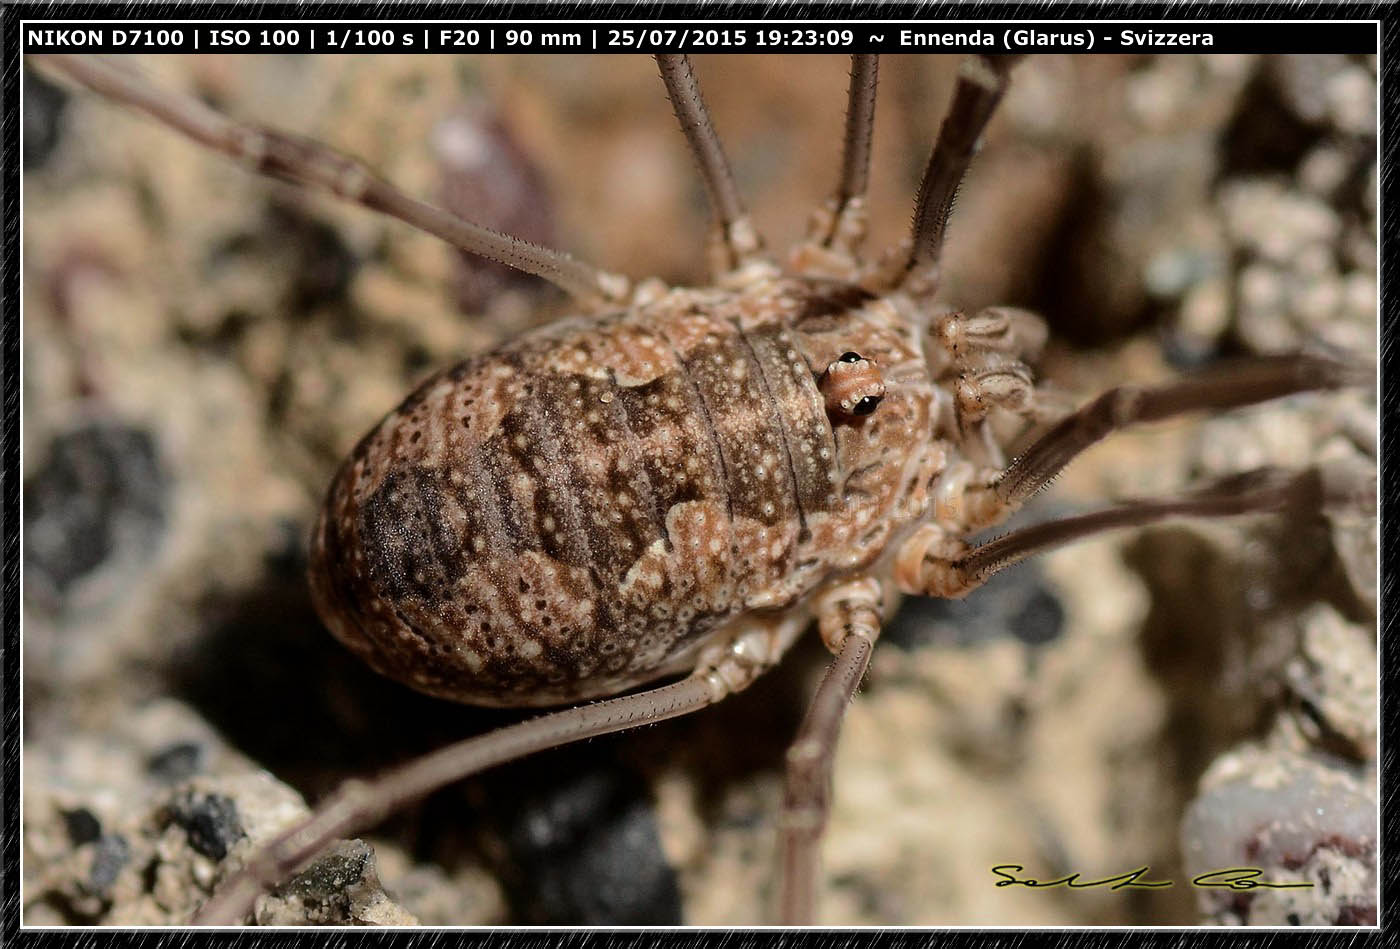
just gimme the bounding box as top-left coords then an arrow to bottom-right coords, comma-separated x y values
852,395 -> 882,416
839,351 -> 863,363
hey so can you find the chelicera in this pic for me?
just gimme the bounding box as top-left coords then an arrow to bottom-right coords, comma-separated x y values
28,51 -> 1371,926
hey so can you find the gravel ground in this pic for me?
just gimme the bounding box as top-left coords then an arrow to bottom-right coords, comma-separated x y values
21,53 -> 1376,926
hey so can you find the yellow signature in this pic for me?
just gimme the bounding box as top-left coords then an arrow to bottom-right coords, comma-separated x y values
991,864 -> 1314,891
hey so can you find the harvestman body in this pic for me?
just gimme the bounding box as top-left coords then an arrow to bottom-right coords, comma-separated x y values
32,52 -> 1368,924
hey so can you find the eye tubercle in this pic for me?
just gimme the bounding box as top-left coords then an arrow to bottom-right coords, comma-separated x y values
819,352 -> 886,419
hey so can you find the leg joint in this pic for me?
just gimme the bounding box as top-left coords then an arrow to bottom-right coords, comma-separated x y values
814,578 -> 884,654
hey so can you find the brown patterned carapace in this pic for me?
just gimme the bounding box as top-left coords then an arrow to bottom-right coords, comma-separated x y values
310,274 -> 941,705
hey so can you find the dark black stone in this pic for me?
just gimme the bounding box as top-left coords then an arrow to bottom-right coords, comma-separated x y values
435,101 -> 558,314
402,342 -> 434,376
266,204 -> 358,314
262,518 -> 310,576
277,839 -> 373,903
88,834 -> 130,893
24,67 -> 69,169
1161,327 -> 1222,371
493,760 -> 681,925
61,808 -> 102,846
23,422 -> 169,601
884,557 -> 1064,651
1024,148 -> 1154,347
146,742 -> 205,783
1009,587 -> 1067,647
168,791 -> 245,861
1220,58 -> 1332,180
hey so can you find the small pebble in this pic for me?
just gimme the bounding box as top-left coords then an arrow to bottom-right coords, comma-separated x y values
1182,749 -> 1375,925
1297,145 -> 1350,198
88,834 -> 131,894
23,422 -> 169,603
23,66 -> 68,169
885,558 -> 1064,651
1325,67 -> 1376,136
495,763 -> 681,924
146,742 -> 206,784
61,808 -> 102,846
167,791 -> 245,862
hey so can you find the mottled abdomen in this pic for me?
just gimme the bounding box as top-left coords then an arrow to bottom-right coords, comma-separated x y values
309,276 -> 935,705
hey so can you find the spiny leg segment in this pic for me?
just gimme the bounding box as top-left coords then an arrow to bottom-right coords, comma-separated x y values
30,54 -> 631,310
900,54 -> 1023,295
655,54 -> 764,273
912,467 -> 1343,599
789,54 -> 883,283
821,54 -> 881,255
992,353 -> 1366,508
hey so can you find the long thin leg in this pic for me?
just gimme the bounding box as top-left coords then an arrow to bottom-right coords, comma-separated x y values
777,579 -> 883,925
904,464 -> 1372,599
818,54 -> 880,253
192,674 -> 728,925
789,55 -> 881,281
993,352 -> 1366,509
901,55 -> 1023,293
655,54 -> 763,272
31,54 -> 631,309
